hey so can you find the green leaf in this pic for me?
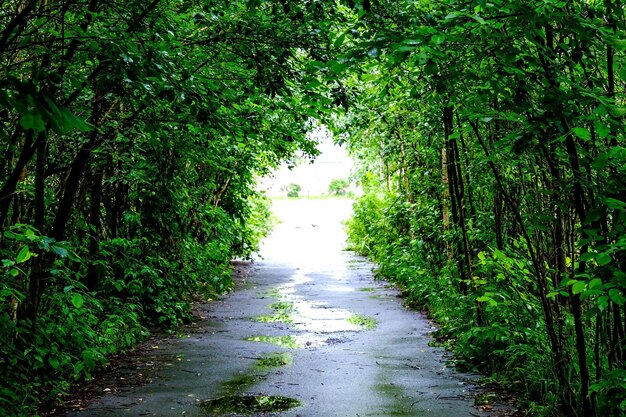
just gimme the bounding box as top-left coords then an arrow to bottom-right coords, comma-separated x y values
584,208 -> 602,224
329,61 -> 349,75
424,60 -> 438,75
71,293 -> 84,309
19,113 -> 46,133
597,252 -> 612,266
613,38 -> 626,51
610,106 -> 626,117
604,198 -> 626,210
51,244 -> 69,258
594,122 -> 610,138
472,14 -> 486,24
571,127 -> 591,141
304,79 -> 322,90
334,33 -> 346,48
572,281 -> 587,295
588,278 -> 603,289
579,251 -> 595,262
396,45 -> 417,52
402,39 -> 422,46
43,97 -> 93,134
614,270 -> 626,281
477,294 -> 498,306
16,246 -> 31,264
431,34 -> 445,45
609,289 -> 625,305
61,108 -> 93,132
49,357 -> 60,370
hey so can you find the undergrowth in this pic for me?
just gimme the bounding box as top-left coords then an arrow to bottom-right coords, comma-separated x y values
0,194 -> 272,416
345,190 -> 561,416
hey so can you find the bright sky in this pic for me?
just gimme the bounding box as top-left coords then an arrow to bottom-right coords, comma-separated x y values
260,126 -> 353,197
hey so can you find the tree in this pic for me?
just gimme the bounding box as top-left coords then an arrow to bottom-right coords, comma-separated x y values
339,0 -> 626,415
285,183 -> 302,198
0,0 -> 345,413
328,178 -> 350,195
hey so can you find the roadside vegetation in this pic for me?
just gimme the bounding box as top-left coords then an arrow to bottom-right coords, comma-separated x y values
0,1 -> 339,415
339,1 -> 626,416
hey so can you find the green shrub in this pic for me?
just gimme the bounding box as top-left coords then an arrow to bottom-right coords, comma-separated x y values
284,183 -> 302,198
328,178 -> 350,195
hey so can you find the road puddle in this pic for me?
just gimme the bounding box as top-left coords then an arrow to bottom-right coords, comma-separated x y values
244,336 -> 299,349
254,353 -> 292,369
250,277 -> 377,336
202,351 -> 296,415
347,313 -> 377,329
199,395 -> 301,415
253,301 -> 295,323
220,374 -> 259,392
244,333 -> 333,349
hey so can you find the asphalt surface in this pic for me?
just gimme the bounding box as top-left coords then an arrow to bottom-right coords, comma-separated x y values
67,198 -> 502,417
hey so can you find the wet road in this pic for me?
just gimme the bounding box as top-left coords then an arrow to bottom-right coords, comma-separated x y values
68,198 -> 494,417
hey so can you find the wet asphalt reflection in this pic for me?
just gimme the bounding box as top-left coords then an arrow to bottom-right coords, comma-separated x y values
68,198 -> 493,417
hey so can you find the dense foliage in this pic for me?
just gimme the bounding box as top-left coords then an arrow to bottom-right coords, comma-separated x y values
2,0 -> 624,416
339,1 -> 626,416
0,1 -> 350,415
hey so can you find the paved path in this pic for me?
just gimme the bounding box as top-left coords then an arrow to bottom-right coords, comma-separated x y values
68,198 -> 497,417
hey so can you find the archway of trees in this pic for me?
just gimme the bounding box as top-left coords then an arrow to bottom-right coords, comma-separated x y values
1,1 -> 624,416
